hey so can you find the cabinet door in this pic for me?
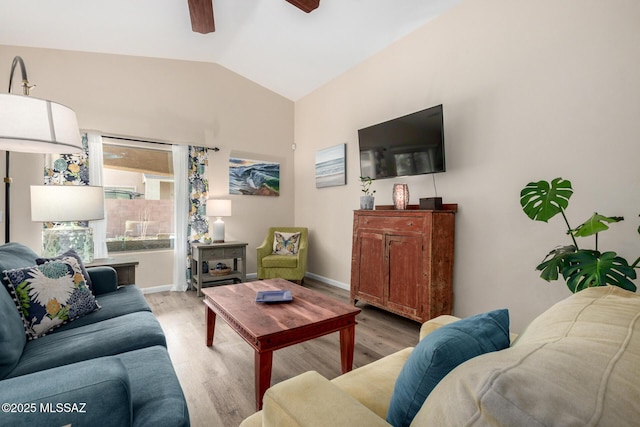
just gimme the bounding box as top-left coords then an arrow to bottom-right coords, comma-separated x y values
353,231 -> 385,304
386,234 -> 422,317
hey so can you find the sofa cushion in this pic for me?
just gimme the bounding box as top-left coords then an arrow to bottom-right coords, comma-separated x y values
0,356 -> 132,427
261,254 -> 299,268
332,347 -> 413,419
272,231 -> 301,255
0,242 -> 39,274
263,371 -> 389,427
387,309 -> 510,427
416,286 -> 640,427
36,248 -> 93,291
7,311 -> 166,378
51,284 -> 151,333
3,257 -> 100,339
0,243 -> 40,379
116,346 -> 190,427
0,287 -> 26,380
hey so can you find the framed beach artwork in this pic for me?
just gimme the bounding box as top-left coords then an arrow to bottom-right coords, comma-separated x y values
315,143 -> 346,188
229,156 -> 280,196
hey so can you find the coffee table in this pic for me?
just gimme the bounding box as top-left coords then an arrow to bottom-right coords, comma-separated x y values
203,278 -> 361,410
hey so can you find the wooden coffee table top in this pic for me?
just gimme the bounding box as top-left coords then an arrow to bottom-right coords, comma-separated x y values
202,278 -> 361,351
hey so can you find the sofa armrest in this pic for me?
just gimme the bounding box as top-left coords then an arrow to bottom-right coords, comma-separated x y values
0,357 -> 132,427
87,266 -> 119,295
261,371 -> 391,427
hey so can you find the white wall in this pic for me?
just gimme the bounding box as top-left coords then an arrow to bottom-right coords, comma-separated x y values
0,45 -> 295,289
294,0 -> 640,332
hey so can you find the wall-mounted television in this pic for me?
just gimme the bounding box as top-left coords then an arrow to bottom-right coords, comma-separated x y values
358,104 -> 445,179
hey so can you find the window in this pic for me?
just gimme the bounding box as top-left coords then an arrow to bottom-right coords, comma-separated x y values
102,140 -> 174,252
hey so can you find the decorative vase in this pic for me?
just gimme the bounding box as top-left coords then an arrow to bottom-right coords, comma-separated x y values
392,184 -> 410,210
360,196 -> 375,210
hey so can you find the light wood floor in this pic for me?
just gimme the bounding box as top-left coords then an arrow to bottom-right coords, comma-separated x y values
144,278 -> 420,427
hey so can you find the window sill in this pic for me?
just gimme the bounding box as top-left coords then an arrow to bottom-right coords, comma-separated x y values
107,238 -> 174,253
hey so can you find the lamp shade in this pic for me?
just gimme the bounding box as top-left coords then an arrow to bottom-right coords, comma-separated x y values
206,199 -> 232,217
0,94 -> 82,154
30,185 -> 105,222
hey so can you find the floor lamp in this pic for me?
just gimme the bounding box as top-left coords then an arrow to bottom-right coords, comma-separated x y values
0,56 -> 83,243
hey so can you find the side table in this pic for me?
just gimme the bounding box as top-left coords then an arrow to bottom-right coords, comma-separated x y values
86,257 -> 139,286
191,241 -> 248,296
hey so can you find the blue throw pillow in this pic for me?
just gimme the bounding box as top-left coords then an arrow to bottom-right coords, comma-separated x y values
3,257 -> 100,340
386,309 -> 510,427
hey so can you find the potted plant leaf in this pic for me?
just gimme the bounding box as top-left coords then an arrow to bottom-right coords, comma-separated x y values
359,176 -> 376,210
520,177 -> 639,293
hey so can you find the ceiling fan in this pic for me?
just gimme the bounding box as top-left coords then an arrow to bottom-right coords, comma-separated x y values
187,0 -> 320,34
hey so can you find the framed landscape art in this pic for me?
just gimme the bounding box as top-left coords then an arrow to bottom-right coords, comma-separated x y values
315,143 -> 346,188
229,156 -> 280,196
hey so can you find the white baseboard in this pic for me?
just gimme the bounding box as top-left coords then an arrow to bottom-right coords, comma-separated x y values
141,284 -> 173,294
305,272 -> 350,291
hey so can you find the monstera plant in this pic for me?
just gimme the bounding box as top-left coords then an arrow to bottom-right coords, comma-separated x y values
520,177 -> 638,293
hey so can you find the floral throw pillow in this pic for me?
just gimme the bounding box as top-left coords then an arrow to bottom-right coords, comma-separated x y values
272,231 -> 301,255
36,249 -> 93,292
2,257 -> 100,340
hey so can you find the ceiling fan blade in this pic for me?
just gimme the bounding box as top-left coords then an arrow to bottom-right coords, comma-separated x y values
188,0 -> 215,34
285,0 -> 320,13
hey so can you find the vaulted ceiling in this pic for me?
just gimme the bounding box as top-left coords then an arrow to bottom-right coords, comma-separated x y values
0,0 -> 462,100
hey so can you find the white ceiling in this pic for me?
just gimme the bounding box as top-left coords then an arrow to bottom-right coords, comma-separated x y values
0,0 -> 461,101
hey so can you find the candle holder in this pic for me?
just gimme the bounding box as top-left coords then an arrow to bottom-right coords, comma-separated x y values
392,184 -> 410,210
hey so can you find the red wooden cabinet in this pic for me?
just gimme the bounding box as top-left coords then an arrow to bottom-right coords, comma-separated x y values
350,208 -> 456,323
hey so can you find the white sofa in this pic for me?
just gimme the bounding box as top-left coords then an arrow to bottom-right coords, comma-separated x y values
242,285 -> 640,426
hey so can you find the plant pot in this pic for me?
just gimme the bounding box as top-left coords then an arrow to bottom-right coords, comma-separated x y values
360,196 -> 375,210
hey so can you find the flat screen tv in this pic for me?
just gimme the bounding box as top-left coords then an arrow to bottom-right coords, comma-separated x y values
358,104 -> 445,179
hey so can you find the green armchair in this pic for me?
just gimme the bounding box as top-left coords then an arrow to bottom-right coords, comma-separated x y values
257,227 -> 308,284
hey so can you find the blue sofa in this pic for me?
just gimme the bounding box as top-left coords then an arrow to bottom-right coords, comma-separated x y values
0,243 -> 190,427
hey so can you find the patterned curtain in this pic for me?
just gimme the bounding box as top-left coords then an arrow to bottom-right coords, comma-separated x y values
185,146 -> 209,285
45,134 -> 90,185
44,134 -> 90,228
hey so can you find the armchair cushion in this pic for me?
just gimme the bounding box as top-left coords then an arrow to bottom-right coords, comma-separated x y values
387,308 -> 510,427
3,257 -> 100,340
261,254 -> 299,268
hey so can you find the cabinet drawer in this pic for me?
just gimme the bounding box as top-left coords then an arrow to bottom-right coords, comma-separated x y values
358,215 -> 426,232
203,248 -> 225,258
224,247 -> 244,258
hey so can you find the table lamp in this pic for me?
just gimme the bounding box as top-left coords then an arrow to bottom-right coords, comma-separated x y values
30,185 -> 105,263
206,199 -> 231,243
